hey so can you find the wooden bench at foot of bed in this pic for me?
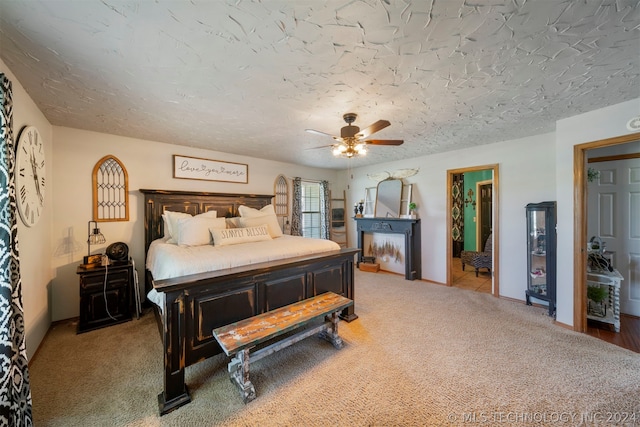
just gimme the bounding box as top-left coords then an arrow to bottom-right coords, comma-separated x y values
140,189 -> 359,415
213,292 -> 353,403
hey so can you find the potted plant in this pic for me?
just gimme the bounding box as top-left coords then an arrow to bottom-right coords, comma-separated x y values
587,285 -> 608,318
408,202 -> 417,219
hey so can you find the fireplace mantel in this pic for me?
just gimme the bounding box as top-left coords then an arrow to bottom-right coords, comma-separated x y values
354,217 -> 421,280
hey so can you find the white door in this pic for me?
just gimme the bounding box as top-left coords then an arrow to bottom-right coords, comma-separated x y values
588,158 -> 640,316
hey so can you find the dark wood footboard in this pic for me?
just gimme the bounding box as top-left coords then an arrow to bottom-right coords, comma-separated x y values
140,189 -> 359,414
152,247 -> 359,415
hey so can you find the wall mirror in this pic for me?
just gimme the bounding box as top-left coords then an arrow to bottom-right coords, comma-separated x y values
375,179 -> 403,218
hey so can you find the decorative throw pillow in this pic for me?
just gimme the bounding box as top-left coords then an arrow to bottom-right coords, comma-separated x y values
239,214 -> 283,238
210,225 -> 272,246
176,216 -> 226,246
237,204 -> 283,237
162,210 -> 217,243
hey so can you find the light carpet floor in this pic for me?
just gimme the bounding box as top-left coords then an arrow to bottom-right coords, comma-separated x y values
30,270 -> 640,426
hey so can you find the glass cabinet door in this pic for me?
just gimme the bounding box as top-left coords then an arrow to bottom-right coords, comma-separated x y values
527,209 -> 548,296
525,201 -> 556,317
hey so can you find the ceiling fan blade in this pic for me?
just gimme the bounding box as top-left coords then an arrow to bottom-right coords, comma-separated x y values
305,129 -> 336,138
306,144 -> 336,150
365,139 -> 404,146
356,120 -> 390,139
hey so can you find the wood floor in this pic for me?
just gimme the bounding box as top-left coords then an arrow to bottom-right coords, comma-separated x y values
587,316 -> 640,354
450,257 -> 639,353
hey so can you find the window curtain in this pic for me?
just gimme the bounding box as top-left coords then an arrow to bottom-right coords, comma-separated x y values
0,74 -> 33,425
451,173 -> 464,258
290,177 -> 302,236
319,180 -> 330,240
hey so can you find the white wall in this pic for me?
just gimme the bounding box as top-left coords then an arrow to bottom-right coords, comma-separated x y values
343,132 -> 556,301
1,60 -> 54,360
555,98 -> 640,326
51,126 -> 340,321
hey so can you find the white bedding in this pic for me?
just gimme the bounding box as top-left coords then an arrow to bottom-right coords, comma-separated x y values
147,235 -> 341,281
146,235 -> 341,309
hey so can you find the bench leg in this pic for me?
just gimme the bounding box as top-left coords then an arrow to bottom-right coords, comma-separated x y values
228,349 -> 256,403
319,311 -> 344,349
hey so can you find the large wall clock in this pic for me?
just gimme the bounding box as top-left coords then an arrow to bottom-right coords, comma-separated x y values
16,126 -> 45,227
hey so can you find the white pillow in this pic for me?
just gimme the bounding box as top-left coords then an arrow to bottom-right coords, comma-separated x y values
239,214 -> 283,238
210,225 -> 272,246
238,204 -> 276,218
163,210 -> 217,243
237,204 -> 282,237
176,216 -> 227,246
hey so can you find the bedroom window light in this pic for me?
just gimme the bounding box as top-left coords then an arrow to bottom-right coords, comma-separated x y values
301,181 -> 321,238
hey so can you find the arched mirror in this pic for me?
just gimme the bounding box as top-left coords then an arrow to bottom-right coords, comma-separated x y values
375,179 -> 403,218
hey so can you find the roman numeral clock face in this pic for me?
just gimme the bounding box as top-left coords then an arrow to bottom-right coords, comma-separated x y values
16,126 -> 45,227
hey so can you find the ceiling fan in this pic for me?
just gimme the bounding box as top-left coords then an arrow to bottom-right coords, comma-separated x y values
306,113 -> 403,158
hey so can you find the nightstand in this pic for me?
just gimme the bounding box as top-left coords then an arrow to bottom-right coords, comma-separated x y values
76,260 -> 133,333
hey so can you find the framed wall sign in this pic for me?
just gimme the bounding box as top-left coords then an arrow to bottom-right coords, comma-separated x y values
173,155 -> 248,184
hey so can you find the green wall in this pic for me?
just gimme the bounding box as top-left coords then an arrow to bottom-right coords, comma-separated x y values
463,169 -> 492,251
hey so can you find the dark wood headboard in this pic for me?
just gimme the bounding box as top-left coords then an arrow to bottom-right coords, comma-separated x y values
139,189 -> 273,254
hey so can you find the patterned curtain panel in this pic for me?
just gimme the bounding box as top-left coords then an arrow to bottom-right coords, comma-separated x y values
451,173 -> 465,257
0,74 -> 33,425
290,177 -> 302,236
319,180 -> 330,240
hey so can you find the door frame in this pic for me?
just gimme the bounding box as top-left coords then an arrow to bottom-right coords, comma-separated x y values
447,164 -> 500,296
573,132 -> 640,331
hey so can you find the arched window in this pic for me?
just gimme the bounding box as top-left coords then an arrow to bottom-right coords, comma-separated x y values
274,174 -> 289,217
92,155 -> 129,221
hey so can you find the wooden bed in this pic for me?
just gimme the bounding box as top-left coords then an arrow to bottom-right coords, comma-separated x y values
140,189 -> 359,415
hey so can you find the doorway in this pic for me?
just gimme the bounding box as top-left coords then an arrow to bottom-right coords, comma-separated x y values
574,132 -> 640,332
447,164 -> 500,296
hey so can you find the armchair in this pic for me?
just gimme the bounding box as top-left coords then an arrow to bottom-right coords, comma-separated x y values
461,234 -> 492,277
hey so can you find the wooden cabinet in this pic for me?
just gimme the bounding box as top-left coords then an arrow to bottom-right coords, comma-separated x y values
587,269 -> 623,332
77,261 -> 133,333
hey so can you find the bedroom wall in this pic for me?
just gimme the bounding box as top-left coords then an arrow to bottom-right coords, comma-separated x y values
555,98 -> 640,327
51,127 -> 340,322
342,97 -> 638,329
1,60 -> 54,360
344,131 -> 557,302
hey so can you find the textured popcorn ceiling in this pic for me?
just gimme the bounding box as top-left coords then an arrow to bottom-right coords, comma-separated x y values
0,0 -> 638,169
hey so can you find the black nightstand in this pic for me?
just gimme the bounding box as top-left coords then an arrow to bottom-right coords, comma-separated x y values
76,260 -> 133,333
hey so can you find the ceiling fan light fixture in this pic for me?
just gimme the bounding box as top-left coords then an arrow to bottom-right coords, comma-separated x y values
332,144 -> 346,156
308,113 -> 403,158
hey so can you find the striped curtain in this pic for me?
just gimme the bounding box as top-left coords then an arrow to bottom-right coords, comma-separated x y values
290,177 -> 302,236
0,74 -> 33,425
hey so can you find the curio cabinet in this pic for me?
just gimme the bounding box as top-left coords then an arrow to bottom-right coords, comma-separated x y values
525,201 -> 557,317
